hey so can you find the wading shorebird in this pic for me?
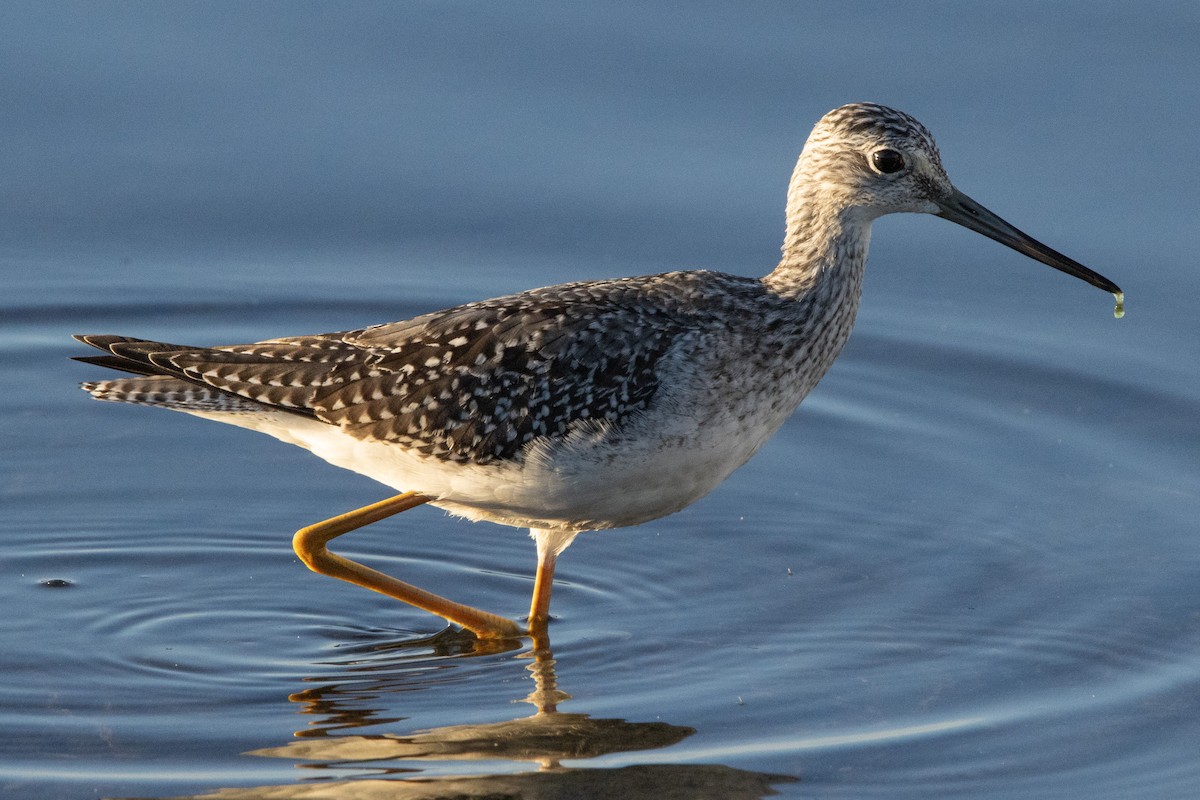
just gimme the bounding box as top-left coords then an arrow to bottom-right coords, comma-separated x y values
75,103 -> 1123,639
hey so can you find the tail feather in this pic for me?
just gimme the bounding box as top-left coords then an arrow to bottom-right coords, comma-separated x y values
81,375 -> 267,412
72,354 -> 159,377
73,334 -> 313,416
76,335 -> 193,375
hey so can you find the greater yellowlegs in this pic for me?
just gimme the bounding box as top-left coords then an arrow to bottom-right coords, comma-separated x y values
75,103 -> 1123,639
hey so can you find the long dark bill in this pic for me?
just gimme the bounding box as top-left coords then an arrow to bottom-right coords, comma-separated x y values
936,187 -> 1123,316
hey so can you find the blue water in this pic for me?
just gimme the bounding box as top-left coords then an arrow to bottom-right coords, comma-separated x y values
3,3 -> 1198,798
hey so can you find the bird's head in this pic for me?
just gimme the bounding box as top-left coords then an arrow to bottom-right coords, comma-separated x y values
786,103 -> 1122,315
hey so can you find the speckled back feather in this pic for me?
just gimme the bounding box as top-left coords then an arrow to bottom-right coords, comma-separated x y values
77,271 -> 771,465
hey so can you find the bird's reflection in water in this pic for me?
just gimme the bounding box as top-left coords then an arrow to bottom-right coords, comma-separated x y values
157,628 -> 794,799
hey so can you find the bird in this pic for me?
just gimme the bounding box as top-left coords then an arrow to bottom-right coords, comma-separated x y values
74,103 -> 1123,639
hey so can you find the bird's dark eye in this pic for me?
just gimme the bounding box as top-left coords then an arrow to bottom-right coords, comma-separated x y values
871,149 -> 905,174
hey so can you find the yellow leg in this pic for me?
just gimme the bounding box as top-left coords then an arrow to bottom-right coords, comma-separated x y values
527,548 -> 557,629
292,492 -> 522,638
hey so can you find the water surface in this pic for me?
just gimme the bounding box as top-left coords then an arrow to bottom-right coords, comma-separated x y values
2,3 -> 1198,798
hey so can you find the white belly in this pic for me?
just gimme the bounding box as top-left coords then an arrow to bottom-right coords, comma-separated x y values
189,385 -> 794,533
